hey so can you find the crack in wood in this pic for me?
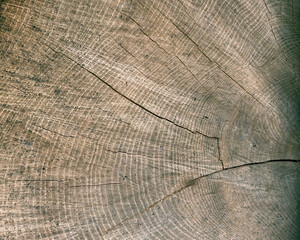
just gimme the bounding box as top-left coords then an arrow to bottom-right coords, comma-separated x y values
44,44 -> 218,141
100,159 -> 299,237
216,138 -> 224,169
150,3 -> 267,108
33,124 -> 75,138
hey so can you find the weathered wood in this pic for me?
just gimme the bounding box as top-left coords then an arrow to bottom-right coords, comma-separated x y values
0,0 -> 299,239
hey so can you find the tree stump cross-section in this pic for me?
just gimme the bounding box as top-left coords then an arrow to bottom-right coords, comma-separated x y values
0,0 -> 299,239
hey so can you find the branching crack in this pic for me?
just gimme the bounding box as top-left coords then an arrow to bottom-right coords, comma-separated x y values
100,159 -> 299,237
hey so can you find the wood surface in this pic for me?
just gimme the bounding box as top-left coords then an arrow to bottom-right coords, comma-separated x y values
0,0 -> 300,239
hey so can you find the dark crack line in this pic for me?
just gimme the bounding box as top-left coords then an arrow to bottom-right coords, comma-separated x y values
100,159 -> 299,237
135,0 -> 299,139
218,68 -> 264,106
112,35 -> 206,106
113,2 -> 300,139
258,1 -> 299,138
44,44 -> 217,140
112,24 -> 236,111
112,38 -> 153,82
150,4 -> 266,108
261,0 -> 272,15
261,0 -> 288,62
117,8 -> 202,86
112,4 -> 240,109
141,1 -> 299,139
216,138 -> 224,169
33,124 -> 75,138
104,148 -> 144,157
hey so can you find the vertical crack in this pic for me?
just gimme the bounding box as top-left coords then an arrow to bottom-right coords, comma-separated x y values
216,138 -> 224,169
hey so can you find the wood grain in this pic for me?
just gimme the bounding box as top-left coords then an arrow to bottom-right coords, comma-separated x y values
0,0 -> 299,239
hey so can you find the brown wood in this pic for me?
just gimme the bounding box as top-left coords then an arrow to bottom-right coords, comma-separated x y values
1,0 -> 299,239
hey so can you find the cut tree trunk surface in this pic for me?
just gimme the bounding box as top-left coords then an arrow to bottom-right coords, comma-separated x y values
0,0 -> 299,239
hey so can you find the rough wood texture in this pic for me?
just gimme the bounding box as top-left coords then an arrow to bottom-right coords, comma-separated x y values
1,0 -> 300,239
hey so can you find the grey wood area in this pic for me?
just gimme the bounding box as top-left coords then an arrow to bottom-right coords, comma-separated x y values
0,0 -> 300,239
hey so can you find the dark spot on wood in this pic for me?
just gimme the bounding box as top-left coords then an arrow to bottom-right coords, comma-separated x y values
54,89 -> 61,95
31,25 -> 41,32
31,76 -> 42,82
23,140 -> 31,147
